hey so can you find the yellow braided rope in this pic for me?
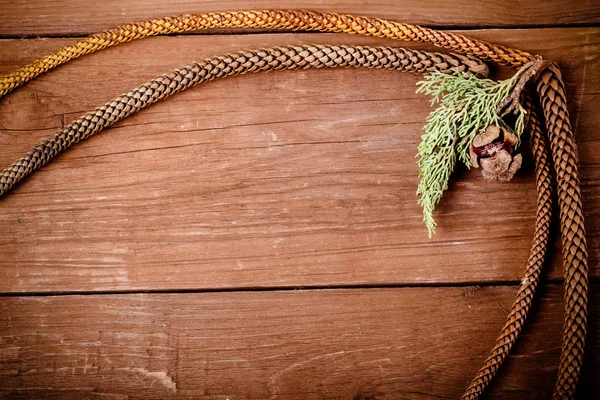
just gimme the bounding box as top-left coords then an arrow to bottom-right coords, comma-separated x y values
0,9 -> 535,98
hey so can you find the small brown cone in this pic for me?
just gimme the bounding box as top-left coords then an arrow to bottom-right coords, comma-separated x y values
470,125 -> 522,181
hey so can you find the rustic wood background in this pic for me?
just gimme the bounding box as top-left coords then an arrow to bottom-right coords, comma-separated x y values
0,1 -> 598,399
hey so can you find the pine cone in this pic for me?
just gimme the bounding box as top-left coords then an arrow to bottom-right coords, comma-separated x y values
469,125 -> 522,182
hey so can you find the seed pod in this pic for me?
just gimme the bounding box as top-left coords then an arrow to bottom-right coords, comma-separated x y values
470,125 -> 522,182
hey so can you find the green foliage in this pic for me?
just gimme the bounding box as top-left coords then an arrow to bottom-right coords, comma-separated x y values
415,71 -> 526,237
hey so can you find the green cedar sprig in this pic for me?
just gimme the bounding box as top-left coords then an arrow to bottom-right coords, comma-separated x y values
415,70 -> 526,237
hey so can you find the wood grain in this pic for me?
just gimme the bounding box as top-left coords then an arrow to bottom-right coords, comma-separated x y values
0,285 -> 597,399
0,0 -> 598,37
0,28 -> 598,293
0,5 -> 598,398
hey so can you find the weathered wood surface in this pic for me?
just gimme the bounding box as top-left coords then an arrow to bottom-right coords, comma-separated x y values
0,0 -> 598,36
0,4 -> 598,400
0,28 -> 598,293
0,285 -> 598,399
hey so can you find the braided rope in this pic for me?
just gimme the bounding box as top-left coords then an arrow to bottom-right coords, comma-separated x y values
0,11 -> 589,399
536,64 -> 589,399
461,91 -> 553,399
0,10 -> 533,98
0,45 -> 488,197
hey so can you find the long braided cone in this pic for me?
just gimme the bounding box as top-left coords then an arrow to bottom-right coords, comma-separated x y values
0,45 -> 488,197
461,91 -> 553,399
536,64 -> 589,399
0,10 -> 533,98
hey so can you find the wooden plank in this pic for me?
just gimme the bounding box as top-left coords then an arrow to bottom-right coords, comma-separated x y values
0,28 -> 598,293
0,0 -> 598,37
0,284 -> 597,399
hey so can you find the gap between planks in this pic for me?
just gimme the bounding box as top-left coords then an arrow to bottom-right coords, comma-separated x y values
1,22 -> 600,40
0,280 -> 567,298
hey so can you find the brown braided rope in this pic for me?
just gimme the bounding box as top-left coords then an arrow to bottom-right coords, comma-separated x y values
0,45 -> 488,197
0,10 -> 534,98
536,64 -> 589,399
461,91 -> 553,399
0,11 -> 589,399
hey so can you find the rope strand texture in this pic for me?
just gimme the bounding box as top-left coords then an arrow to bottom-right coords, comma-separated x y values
461,91 -> 553,399
0,9 -> 533,98
536,64 -> 589,399
0,45 -> 488,197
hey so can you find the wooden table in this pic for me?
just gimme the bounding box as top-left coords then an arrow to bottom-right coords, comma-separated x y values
0,1 -> 598,399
